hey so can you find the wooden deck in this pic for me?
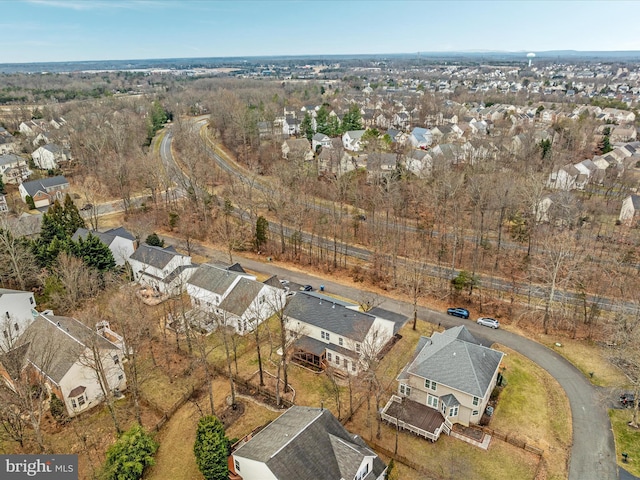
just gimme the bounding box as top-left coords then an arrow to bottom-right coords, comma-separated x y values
381,396 -> 448,442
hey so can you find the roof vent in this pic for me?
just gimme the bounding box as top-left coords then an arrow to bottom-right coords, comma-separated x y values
332,303 -> 335,309
57,321 -> 61,327
453,352 -> 456,356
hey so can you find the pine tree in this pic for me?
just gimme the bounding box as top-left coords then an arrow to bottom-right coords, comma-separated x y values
72,233 -> 116,271
193,416 -> 229,480
0,175 -> 5,195
300,112 -> 314,141
103,425 -> 158,480
315,105 -> 330,135
340,104 -> 363,133
255,216 -> 268,251
145,233 -> 164,247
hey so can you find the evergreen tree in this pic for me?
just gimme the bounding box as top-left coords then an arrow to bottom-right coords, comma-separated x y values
71,233 -> 116,271
0,175 -> 5,195
326,114 -> 341,137
193,416 -> 229,480
315,105 -> 330,135
62,194 -> 86,235
340,104 -> 363,133
103,425 -> 158,480
34,195 -> 85,267
145,233 -> 164,247
255,216 -> 268,251
300,112 -> 314,141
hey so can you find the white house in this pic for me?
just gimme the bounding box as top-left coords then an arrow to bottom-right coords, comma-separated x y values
0,154 -> 31,185
187,262 -> 255,312
31,144 -> 70,170
0,314 -> 126,418
231,406 -> 387,480
281,138 -> 314,162
19,176 -> 70,208
282,116 -> 300,136
0,289 -> 38,352
0,128 -> 17,155
128,244 -> 196,295
342,130 -> 366,151
72,227 -> 136,267
216,276 -> 287,335
311,133 -> 332,152
285,292 -> 405,375
620,194 -> 640,226
409,127 -> 433,149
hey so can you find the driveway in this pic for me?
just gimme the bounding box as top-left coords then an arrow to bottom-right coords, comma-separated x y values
165,239 -> 619,480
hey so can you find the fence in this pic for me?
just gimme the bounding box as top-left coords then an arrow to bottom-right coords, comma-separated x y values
481,426 -> 544,456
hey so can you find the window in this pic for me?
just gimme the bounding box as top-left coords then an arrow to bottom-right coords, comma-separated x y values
427,395 -> 438,409
118,374 -> 124,381
325,332 -> 330,341
234,459 -> 240,472
352,362 -> 356,372
259,295 -> 265,304
343,358 -> 348,368
425,379 -> 437,391
472,396 -> 479,406
29,297 -> 34,305
77,395 -> 86,407
449,406 -> 459,417
112,355 -> 120,365
14,323 -> 18,331
355,343 -> 360,353
399,384 -> 411,396
327,352 -> 332,362
71,398 -> 77,408
339,337 -> 343,346
335,355 -> 340,364
321,331 -> 325,340
472,410 -> 479,416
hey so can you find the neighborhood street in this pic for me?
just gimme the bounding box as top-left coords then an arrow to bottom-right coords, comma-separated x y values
163,235 -> 621,480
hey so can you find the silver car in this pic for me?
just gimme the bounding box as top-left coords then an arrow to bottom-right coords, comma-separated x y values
477,317 -> 500,329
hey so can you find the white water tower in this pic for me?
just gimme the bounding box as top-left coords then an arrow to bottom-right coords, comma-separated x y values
527,52 -> 536,67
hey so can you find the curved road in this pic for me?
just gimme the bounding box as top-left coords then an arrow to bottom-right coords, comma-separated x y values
164,237 -> 618,480
158,122 -> 621,480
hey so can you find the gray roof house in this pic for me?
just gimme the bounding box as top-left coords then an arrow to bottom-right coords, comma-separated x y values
381,326 -> 504,441
72,227 -> 136,266
18,175 -> 70,208
0,314 -> 126,418
285,292 -> 404,375
128,243 -> 196,295
231,406 -> 387,480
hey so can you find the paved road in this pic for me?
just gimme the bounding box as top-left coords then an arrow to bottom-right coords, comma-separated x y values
166,238 -> 619,480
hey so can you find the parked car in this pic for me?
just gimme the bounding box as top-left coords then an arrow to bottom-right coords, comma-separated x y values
80,203 -> 93,211
301,285 -> 313,292
447,307 -> 469,319
620,393 -> 635,407
477,317 -> 500,329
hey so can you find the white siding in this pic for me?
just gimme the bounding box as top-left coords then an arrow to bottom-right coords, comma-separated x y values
231,456 -> 277,480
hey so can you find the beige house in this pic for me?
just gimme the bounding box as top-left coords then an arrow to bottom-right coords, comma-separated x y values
381,326 -> 504,441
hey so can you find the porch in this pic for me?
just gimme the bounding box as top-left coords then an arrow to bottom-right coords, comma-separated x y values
380,395 -> 452,442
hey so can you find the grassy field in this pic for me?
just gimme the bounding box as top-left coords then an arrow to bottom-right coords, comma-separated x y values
539,335 -> 627,387
609,409 -> 640,477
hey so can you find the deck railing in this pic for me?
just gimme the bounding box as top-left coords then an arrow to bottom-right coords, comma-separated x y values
380,395 -> 442,442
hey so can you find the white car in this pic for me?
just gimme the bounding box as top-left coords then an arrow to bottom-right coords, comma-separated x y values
477,317 -> 500,329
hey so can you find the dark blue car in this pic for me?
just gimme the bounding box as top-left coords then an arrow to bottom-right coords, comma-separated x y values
447,307 -> 470,319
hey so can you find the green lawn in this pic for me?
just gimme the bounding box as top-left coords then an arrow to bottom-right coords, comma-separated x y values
609,409 -> 640,476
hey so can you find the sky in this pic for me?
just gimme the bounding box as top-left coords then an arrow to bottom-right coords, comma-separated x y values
3,0 -> 640,64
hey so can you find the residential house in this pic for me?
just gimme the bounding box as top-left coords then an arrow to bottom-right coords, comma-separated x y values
187,263 -> 285,335
535,191 -> 582,226
128,243 -> 196,295
392,111 -> 411,129
0,314 -> 126,418
72,227 -> 137,266
342,130 -> 366,152
285,292 -> 405,375
0,289 -> 38,352
547,164 -> 582,191
282,116 -> 301,136
0,154 -> 31,185
620,194 -> 640,226
31,144 -> 70,170
311,133 -> 332,152
0,194 -> 7,213
187,262 -> 255,312
317,142 -> 355,176
0,127 -> 17,155
367,152 -> 400,180
405,150 -> 433,177
611,125 -> 637,143
18,176 -> 70,208
231,406 -> 387,480
18,120 -> 48,137
381,326 -> 504,442
282,138 -> 313,162
408,127 -> 433,149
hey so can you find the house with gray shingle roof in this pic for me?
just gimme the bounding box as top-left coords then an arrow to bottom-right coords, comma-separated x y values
285,292 -> 404,375
620,194 -> 640,226
0,154 -> 31,185
0,288 -> 38,351
72,227 -> 136,266
0,314 -> 126,417
128,243 -> 196,295
187,263 -> 285,335
381,325 -> 504,439
18,175 -> 70,208
231,406 -> 387,480
31,143 -> 70,170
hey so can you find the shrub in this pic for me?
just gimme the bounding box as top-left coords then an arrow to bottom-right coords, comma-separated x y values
102,425 -> 158,480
